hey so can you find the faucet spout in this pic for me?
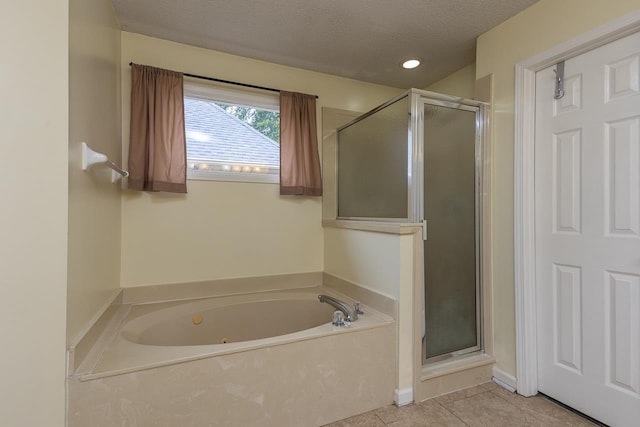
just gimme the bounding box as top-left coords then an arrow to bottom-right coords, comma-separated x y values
318,295 -> 358,322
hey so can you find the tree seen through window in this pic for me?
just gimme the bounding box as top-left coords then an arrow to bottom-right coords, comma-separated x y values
217,103 -> 279,143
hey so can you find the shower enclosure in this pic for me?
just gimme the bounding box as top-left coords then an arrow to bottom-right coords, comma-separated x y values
336,89 -> 488,364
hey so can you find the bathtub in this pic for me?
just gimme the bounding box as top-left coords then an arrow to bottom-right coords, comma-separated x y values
80,289 -> 390,377
122,292 -> 337,347
69,287 -> 396,426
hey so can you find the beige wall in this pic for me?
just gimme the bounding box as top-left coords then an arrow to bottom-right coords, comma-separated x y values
324,228 -> 402,299
0,1 -> 69,426
324,227 -> 417,396
426,63 -> 476,99
476,0 -> 640,377
120,32 -> 400,287
67,0 -> 122,343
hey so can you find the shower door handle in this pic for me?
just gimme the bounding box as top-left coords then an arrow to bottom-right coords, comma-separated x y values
422,219 -> 428,240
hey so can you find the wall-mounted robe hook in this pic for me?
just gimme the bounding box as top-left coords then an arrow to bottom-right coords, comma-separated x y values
81,142 -> 129,183
553,61 -> 565,100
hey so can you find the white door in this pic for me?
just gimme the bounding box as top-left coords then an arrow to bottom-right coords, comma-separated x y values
535,30 -> 640,426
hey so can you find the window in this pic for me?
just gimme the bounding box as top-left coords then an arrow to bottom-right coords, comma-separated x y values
183,81 -> 280,183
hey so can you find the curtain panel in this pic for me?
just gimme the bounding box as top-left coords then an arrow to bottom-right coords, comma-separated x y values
279,91 -> 322,196
128,64 -> 187,193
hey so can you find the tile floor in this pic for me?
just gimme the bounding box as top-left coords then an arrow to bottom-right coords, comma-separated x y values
323,382 -> 598,426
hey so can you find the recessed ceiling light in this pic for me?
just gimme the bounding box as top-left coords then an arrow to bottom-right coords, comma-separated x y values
402,59 -> 421,69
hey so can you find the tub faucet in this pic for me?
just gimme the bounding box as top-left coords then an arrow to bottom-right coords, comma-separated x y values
318,295 -> 358,322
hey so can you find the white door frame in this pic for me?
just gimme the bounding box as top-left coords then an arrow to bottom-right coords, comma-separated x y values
514,9 -> 640,397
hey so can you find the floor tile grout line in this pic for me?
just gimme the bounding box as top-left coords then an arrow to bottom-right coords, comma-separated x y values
487,388 -> 551,418
487,388 -> 526,408
435,388 -> 492,405
328,383 -> 594,426
488,389 -> 576,425
430,398 -> 471,426
373,411 -> 387,425
435,389 -> 526,426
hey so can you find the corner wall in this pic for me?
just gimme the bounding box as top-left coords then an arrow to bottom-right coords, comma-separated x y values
476,0 -> 639,378
120,32 -> 401,287
67,0 -> 122,344
0,1 -> 69,425
426,63 -> 476,99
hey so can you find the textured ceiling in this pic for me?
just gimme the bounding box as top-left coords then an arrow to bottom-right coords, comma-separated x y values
112,0 -> 538,89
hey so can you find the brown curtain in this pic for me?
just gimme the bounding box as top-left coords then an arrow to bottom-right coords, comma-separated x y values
128,64 -> 187,193
279,91 -> 322,196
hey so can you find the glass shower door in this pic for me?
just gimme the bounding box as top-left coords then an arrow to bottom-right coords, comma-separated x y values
423,101 -> 480,362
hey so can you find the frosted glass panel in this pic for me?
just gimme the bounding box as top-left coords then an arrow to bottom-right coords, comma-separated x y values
337,97 -> 409,218
424,103 -> 478,359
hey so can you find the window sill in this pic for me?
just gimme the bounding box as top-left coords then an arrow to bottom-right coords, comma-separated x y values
187,170 -> 279,184
322,219 -> 422,235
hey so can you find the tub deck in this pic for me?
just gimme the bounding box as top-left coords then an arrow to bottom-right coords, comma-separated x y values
68,285 -> 397,427
72,286 -> 393,381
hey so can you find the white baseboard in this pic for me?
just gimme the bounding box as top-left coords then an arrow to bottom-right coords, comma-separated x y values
492,366 -> 517,393
394,387 -> 413,406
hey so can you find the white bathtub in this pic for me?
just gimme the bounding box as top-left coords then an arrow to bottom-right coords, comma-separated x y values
79,288 -> 392,379
70,287 -> 396,427
123,292 -> 336,347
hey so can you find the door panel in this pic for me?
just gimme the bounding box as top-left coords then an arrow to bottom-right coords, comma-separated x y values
552,263 -> 582,374
535,30 -> 640,426
552,129 -> 582,233
605,117 -> 640,236
606,271 -> 640,396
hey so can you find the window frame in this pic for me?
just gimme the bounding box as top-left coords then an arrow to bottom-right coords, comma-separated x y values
183,80 -> 280,184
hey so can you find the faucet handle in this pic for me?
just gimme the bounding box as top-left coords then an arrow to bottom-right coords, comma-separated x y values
332,310 -> 346,326
354,301 -> 364,315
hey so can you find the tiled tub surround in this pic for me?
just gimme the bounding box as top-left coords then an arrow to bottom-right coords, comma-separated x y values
68,283 -> 396,426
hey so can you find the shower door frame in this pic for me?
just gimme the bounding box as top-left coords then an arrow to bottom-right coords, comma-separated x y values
411,91 -> 489,365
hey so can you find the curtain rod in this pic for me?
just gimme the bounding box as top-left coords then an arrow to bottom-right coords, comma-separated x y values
129,62 -> 318,99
